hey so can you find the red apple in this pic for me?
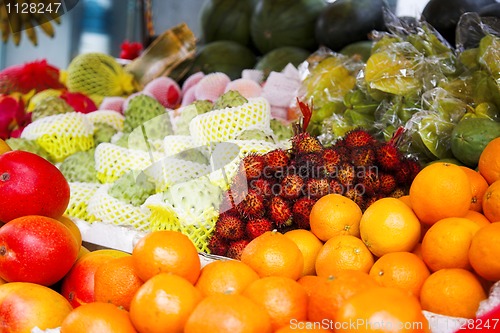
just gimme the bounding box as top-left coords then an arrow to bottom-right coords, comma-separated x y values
60,249 -> 129,308
0,150 -> 70,223
0,215 -> 79,286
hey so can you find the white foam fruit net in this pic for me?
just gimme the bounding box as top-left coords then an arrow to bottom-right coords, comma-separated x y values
65,182 -> 102,223
144,193 -> 219,253
208,139 -> 279,189
21,112 -> 95,162
143,157 -> 211,192
94,142 -> 163,183
163,135 -> 197,156
85,110 -> 125,131
189,97 -> 271,146
87,184 -> 151,231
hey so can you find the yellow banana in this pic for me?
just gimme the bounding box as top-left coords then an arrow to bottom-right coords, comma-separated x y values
0,5 -> 10,43
43,0 -> 62,24
38,21 -> 54,37
24,21 -> 37,46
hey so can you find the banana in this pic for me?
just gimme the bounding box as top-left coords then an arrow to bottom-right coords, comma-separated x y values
23,20 -> 38,46
43,0 -> 62,25
38,21 -> 54,37
0,5 -> 10,43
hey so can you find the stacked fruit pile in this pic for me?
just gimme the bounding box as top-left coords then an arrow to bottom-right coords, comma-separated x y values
1,137 -> 500,332
208,102 -> 421,259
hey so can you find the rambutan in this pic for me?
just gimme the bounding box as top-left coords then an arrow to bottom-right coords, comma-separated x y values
378,172 -> 397,194
336,162 -> 357,187
395,160 -> 412,185
292,197 -> 316,229
329,178 -> 345,195
268,196 -> 293,227
295,152 -> 325,178
390,187 -> 407,198
207,234 -> 230,256
344,186 -> 365,209
214,214 -> 245,240
359,169 -> 380,195
280,174 -> 305,200
263,149 -> 290,177
406,158 -> 422,184
236,190 -> 265,219
292,132 -> 323,155
344,128 -> 375,148
219,190 -> 237,215
350,146 -> 376,168
306,178 -> 330,199
250,178 -> 274,199
226,239 -> 250,260
322,148 -> 342,176
240,153 -> 265,180
245,218 -> 273,240
376,143 -> 402,171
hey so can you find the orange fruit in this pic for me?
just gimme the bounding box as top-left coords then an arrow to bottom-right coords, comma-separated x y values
359,197 -> 421,257
60,302 -> 137,333
409,162 -> 472,225
275,322 -> 331,332
463,210 -> 491,228
184,293 -> 272,333
369,251 -> 430,298
460,166 -> 489,212
309,193 -> 363,241
478,137 -> 500,184
315,235 -> 374,277
94,256 -> 144,311
60,249 -> 129,308
0,139 -> 11,155
398,195 -> 412,208
132,230 -> 201,284
240,230 -> 304,280
421,217 -> 480,271
336,287 -> 429,333
420,268 -> 487,319
469,222 -> 500,281
483,180 -> 500,222
308,270 -> 378,323
129,272 -> 202,333
195,259 -> 259,296
412,243 -> 423,261
0,282 -> 73,333
57,215 -> 82,246
297,275 -> 321,297
242,276 -> 308,331
284,229 -> 323,276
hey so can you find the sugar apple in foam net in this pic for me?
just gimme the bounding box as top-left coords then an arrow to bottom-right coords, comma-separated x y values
123,94 -> 173,140
59,148 -> 98,183
108,170 -> 156,206
31,96 -> 74,121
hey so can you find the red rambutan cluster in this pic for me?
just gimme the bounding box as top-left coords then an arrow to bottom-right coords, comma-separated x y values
208,126 -> 422,258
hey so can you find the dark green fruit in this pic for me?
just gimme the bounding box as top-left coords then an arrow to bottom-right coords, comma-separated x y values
315,0 -> 386,52
255,47 -> 310,79
188,40 -> 257,80
450,117 -> 500,167
250,0 -> 326,54
199,0 -> 255,46
421,0 -> 495,46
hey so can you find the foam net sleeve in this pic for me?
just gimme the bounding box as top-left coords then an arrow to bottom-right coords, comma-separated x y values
65,182 -> 102,223
189,97 -> 272,146
87,184 -> 152,231
85,110 -> 125,131
94,142 -> 163,183
144,193 -> 219,253
21,113 -> 95,162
